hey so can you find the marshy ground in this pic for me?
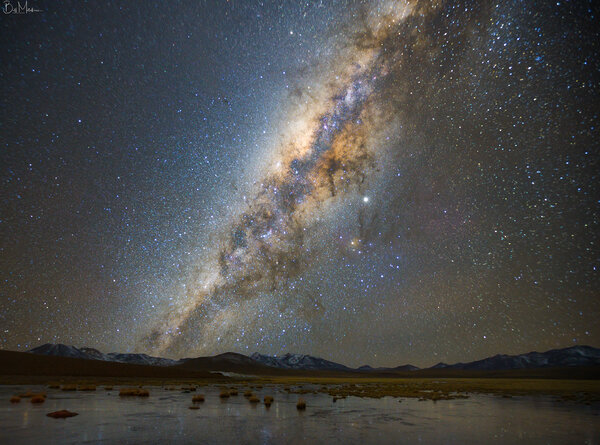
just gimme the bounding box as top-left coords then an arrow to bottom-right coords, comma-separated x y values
4,375 -> 600,403
1,377 -> 599,444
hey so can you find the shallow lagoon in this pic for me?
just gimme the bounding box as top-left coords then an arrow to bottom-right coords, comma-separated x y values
1,385 -> 598,444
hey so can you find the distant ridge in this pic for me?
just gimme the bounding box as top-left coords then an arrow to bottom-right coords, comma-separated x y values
356,364 -> 420,372
29,343 -> 179,367
250,352 -> 353,371
26,343 -> 600,372
430,345 -> 600,370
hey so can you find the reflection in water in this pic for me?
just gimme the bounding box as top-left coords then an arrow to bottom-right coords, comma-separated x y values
0,385 -> 598,444
21,410 -> 28,429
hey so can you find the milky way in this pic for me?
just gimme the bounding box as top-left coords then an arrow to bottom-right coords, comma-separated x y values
140,1 -> 420,354
2,0 -> 598,367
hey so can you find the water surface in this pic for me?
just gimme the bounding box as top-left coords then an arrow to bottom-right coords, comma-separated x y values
0,385 -> 598,444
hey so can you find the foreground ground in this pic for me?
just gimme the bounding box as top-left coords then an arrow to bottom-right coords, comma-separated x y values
2,376 -> 599,404
3,377 -> 599,444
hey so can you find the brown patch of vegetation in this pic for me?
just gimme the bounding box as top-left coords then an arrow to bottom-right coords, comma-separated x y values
319,381 -> 471,401
119,388 -> 149,397
219,389 -> 230,398
229,388 -> 238,396
78,385 -> 96,391
264,395 -> 274,407
61,384 -> 77,391
296,398 -> 306,410
259,376 -> 600,404
47,383 -> 60,389
104,386 -> 113,391
188,405 -> 200,410
10,396 -> 21,403
47,410 -> 78,419
192,394 -> 205,403
119,388 -> 138,396
20,391 -> 46,401
243,390 -> 253,398
293,388 -> 318,395
248,395 -> 260,404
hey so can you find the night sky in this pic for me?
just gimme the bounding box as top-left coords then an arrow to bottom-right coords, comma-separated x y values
1,0 -> 598,368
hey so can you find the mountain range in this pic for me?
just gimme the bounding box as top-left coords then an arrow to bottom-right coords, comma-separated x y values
28,343 -> 600,372
430,345 -> 600,370
29,343 -> 180,367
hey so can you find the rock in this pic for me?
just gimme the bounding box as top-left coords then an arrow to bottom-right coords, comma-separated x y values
47,410 -> 78,418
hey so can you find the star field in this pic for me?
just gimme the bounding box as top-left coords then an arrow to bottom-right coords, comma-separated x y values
1,0 -> 598,368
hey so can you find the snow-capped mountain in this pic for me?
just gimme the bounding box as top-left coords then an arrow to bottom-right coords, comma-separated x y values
434,346 -> 600,370
103,353 -> 179,367
79,347 -> 105,360
29,344 -> 179,366
29,343 -> 93,360
251,346 -> 600,371
357,364 -> 420,372
28,344 -> 600,372
250,352 -> 352,370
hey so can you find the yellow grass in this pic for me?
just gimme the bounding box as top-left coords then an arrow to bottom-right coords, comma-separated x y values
255,377 -> 600,403
20,391 -> 46,400
3,375 -> 597,405
119,388 -> 149,397
219,389 -> 230,398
